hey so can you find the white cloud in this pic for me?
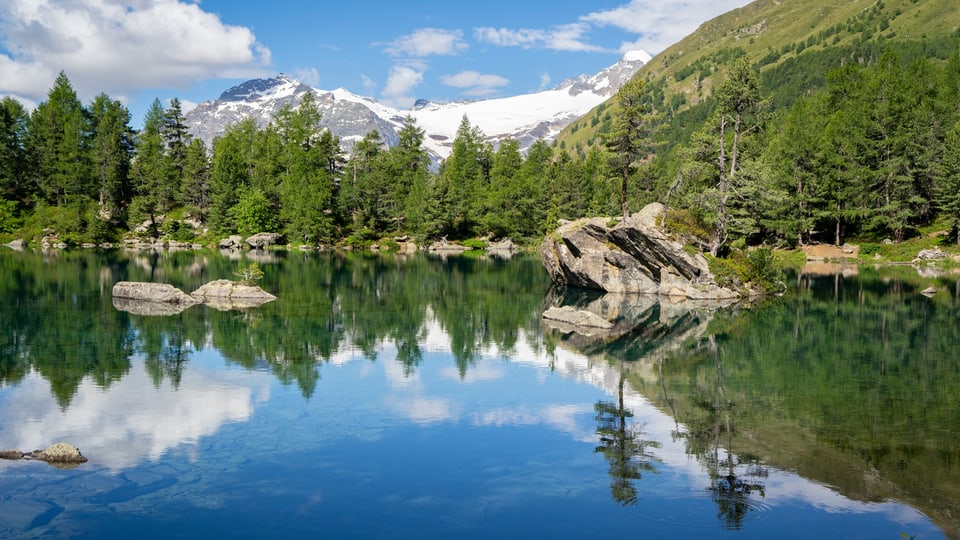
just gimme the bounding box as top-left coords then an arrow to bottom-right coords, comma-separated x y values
360,74 -> 376,94
474,23 -> 603,53
538,71 -> 552,91
0,0 -> 271,102
475,0 -> 751,55
440,70 -> 509,97
383,28 -> 467,57
581,0 -> 753,53
381,63 -> 425,108
294,67 -> 321,87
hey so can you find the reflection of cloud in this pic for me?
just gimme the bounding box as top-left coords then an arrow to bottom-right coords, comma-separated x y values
0,360 -> 264,469
439,362 -> 503,383
386,396 -> 457,424
471,404 -> 595,442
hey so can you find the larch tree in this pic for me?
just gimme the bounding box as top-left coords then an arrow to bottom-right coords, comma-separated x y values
709,58 -> 761,256
603,77 -> 651,220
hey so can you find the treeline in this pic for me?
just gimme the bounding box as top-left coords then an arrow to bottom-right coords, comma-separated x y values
641,43 -> 960,250
2,41 -> 960,251
0,72 -> 623,247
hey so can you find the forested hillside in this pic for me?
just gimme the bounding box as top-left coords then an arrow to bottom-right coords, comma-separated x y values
1,0 -> 960,257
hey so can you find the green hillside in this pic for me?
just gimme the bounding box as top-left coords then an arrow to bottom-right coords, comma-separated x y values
557,0 -> 960,155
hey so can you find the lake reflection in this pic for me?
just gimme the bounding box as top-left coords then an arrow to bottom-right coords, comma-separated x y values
0,249 -> 955,539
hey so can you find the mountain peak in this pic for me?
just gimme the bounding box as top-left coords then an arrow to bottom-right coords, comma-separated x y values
217,75 -> 306,102
621,50 -> 653,64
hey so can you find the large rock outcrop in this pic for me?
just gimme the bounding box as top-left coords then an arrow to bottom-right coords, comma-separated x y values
539,203 -> 739,299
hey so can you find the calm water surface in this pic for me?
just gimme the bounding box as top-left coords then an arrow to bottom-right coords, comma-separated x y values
0,249 -> 957,539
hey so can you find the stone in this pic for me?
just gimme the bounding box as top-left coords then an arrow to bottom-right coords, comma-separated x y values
488,238 -> 518,252
0,450 -> 24,460
218,235 -> 244,249
5,239 -> 27,251
428,239 -> 468,253
112,282 -> 199,307
191,279 -> 276,310
539,203 -> 740,299
921,286 -> 938,296
916,248 -> 946,261
245,232 -> 283,249
542,306 -> 614,329
32,443 -> 87,464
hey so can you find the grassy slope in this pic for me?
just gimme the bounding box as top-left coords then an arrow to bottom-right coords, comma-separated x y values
556,0 -> 960,154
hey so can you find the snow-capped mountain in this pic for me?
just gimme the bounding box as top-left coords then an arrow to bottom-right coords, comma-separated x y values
184,50 -> 650,162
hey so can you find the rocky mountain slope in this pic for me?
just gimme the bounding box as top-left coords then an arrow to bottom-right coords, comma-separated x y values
184,51 -> 649,162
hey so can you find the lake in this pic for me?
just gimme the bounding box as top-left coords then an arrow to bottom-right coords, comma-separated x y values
0,248 -> 957,539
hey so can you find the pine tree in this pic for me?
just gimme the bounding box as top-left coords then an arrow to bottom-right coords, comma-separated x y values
708,58 -> 761,255
603,78 -> 652,220
28,72 -> 90,206
88,93 -> 133,219
130,100 -> 167,232
0,97 -> 30,204
181,138 -> 210,221
163,98 -> 190,193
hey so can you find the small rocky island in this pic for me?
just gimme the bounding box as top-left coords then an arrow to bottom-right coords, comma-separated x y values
0,443 -> 88,468
112,279 -> 276,315
539,203 -> 740,299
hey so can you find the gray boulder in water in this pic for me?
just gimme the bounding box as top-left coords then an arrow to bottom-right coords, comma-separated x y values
112,282 -> 199,306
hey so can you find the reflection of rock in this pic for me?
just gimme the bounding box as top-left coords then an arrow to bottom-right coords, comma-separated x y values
112,297 -> 191,316
800,262 -> 858,277
4,239 -> 27,251
245,232 -> 283,249
541,287 -> 742,364
190,279 -> 277,310
112,282 -> 199,307
542,306 -> 615,330
243,250 -> 281,265
539,203 -> 739,299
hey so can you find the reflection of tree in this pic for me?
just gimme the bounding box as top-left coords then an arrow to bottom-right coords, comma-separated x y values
594,360 -> 660,505
682,336 -> 765,529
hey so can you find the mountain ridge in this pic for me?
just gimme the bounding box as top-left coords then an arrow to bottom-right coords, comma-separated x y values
184,51 -> 650,162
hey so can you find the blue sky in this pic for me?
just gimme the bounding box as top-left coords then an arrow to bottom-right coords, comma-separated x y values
0,0 -> 752,126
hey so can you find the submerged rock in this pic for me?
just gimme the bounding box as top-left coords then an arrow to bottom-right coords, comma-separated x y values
539,203 -> 739,299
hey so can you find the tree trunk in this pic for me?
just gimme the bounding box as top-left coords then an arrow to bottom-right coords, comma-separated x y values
621,167 -> 629,220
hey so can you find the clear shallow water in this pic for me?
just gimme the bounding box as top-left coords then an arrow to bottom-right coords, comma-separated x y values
0,250 -> 955,539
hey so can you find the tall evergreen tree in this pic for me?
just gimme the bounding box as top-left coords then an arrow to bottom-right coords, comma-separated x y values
603,78 -> 652,219
181,138 -> 211,221
708,58 -> 761,255
88,93 -> 133,219
28,71 -> 90,206
163,98 -> 190,191
130,98 -> 170,231
0,97 -> 30,204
